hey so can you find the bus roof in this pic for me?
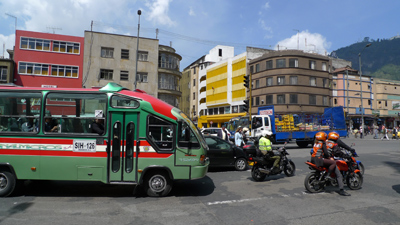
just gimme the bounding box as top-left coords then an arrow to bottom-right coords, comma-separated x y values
0,83 -> 177,120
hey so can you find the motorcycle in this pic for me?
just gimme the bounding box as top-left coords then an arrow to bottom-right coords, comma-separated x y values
248,143 -> 296,181
304,148 -> 363,193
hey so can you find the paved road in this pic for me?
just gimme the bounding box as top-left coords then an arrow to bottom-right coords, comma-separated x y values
0,138 -> 399,225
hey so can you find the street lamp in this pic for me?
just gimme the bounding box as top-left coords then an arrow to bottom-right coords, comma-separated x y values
134,10 -> 141,90
358,43 -> 371,138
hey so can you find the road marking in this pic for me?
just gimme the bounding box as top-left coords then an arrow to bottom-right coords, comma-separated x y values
206,192 -> 326,206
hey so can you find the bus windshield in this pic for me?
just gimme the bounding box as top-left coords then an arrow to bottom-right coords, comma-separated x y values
176,110 -> 208,150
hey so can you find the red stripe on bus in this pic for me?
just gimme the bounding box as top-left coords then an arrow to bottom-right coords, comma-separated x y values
1,138 -> 73,144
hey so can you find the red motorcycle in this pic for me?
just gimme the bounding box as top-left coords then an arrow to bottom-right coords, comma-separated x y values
304,149 -> 363,193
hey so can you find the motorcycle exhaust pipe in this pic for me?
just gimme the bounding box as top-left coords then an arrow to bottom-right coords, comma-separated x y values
258,168 -> 271,174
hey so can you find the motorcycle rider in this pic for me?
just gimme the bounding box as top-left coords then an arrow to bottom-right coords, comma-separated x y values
259,130 -> 280,173
326,132 -> 355,158
311,132 -> 351,196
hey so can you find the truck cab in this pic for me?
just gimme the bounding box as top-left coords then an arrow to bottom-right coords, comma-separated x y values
251,115 -> 272,138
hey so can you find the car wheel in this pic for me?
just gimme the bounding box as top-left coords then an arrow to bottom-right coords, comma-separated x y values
235,158 -> 247,171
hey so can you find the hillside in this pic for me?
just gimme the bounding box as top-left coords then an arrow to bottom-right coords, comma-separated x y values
331,37 -> 400,80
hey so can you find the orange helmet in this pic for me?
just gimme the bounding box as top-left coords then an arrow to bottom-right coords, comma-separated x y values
315,132 -> 327,141
328,132 -> 339,141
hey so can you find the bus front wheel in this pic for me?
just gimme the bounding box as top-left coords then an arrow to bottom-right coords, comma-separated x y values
0,171 -> 16,197
144,171 -> 172,197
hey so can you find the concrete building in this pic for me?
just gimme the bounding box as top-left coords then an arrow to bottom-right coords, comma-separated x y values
248,50 -> 331,115
179,68 -> 191,116
373,78 -> 400,128
0,49 -> 14,85
332,66 -> 374,128
13,30 -> 84,88
82,31 -> 181,107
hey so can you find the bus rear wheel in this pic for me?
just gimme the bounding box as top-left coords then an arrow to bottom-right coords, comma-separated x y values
0,171 -> 16,197
144,171 -> 172,197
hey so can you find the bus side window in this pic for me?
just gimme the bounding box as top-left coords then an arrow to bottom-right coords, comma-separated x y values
177,121 -> 200,149
147,115 -> 174,151
0,92 -> 41,133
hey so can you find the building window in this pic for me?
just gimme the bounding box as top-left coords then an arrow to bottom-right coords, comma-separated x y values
137,72 -> 148,82
255,64 -> 260,72
309,95 -> 316,105
255,80 -> 260,88
159,53 -> 180,70
219,107 -> 224,114
100,69 -> 113,80
120,71 -> 129,81
53,41 -> 80,54
208,108 -> 213,115
276,59 -> 286,68
0,67 -> 7,81
138,51 -> 148,61
232,106 -> 238,113
250,65 -> 254,74
193,92 -> 195,100
219,49 -> 222,57
255,96 -> 260,105
159,73 -> 178,91
51,65 -> 78,78
310,77 -> 317,86
20,37 -> 51,51
214,108 -> 218,115
290,94 -> 298,104
323,96 -> 328,106
322,62 -> 327,71
266,60 -> 273,70
334,99 -> 337,105
368,99 -> 371,105
277,76 -> 285,85
101,47 -> 114,58
193,67 -> 196,74
158,94 -> 178,108
277,94 -> 285,104
266,95 -> 273,104
266,77 -> 273,86
19,62 -> 49,76
193,79 -> 196,86
121,49 -> 129,59
290,76 -> 297,85
323,78 -> 328,88
289,58 -> 298,68
309,60 -> 316,69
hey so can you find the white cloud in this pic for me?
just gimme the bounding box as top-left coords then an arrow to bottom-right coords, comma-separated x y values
275,30 -> 332,55
263,2 -> 270,9
0,34 -> 15,58
189,7 -> 196,16
258,19 -> 273,39
145,0 -> 176,26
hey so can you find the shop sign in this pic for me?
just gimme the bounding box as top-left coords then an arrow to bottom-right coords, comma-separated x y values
372,110 -> 380,116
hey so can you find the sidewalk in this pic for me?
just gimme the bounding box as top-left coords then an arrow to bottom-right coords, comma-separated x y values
344,133 -> 399,141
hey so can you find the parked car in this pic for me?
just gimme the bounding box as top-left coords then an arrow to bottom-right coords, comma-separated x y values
201,128 -> 222,137
204,135 -> 248,171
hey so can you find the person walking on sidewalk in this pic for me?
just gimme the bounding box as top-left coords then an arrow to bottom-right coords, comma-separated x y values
381,125 -> 389,140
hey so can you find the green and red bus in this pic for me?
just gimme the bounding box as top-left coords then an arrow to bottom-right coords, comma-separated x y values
0,83 -> 209,197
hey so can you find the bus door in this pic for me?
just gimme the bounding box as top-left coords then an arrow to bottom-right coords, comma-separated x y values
108,111 -> 139,183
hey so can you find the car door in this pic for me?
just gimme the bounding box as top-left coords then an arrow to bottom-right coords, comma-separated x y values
206,137 -> 233,166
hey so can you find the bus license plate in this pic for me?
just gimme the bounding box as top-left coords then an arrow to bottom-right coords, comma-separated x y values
73,140 -> 96,152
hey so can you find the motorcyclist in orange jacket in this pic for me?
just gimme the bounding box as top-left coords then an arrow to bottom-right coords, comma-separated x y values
311,132 -> 350,196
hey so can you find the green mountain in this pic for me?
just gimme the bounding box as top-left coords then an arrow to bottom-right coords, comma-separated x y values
331,37 -> 400,80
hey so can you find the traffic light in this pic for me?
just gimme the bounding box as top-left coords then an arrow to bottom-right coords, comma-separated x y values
243,99 -> 249,112
243,75 -> 250,89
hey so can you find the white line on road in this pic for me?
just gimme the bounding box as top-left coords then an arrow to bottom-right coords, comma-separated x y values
206,192 -> 326,206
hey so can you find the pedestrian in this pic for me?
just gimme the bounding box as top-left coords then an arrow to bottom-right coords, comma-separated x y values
374,127 -> 379,139
359,125 -> 363,139
392,127 -> 398,140
381,125 -> 389,141
234,127 -> 245,147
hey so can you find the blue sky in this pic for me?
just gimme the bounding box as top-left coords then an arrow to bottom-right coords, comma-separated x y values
1,0 -> 399,69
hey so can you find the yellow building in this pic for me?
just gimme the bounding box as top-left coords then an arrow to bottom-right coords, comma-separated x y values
197,47 -> 272,128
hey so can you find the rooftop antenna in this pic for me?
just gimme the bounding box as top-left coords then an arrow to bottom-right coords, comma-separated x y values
47,27 -> 62,34
156,28 -> 159,39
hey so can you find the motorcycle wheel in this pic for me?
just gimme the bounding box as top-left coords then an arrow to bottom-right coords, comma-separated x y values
346,172 -> 363,190
304,172 -> 324,193
357,162 -> 365,175
251,165 -> 267,182
284,161 -> 296,177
